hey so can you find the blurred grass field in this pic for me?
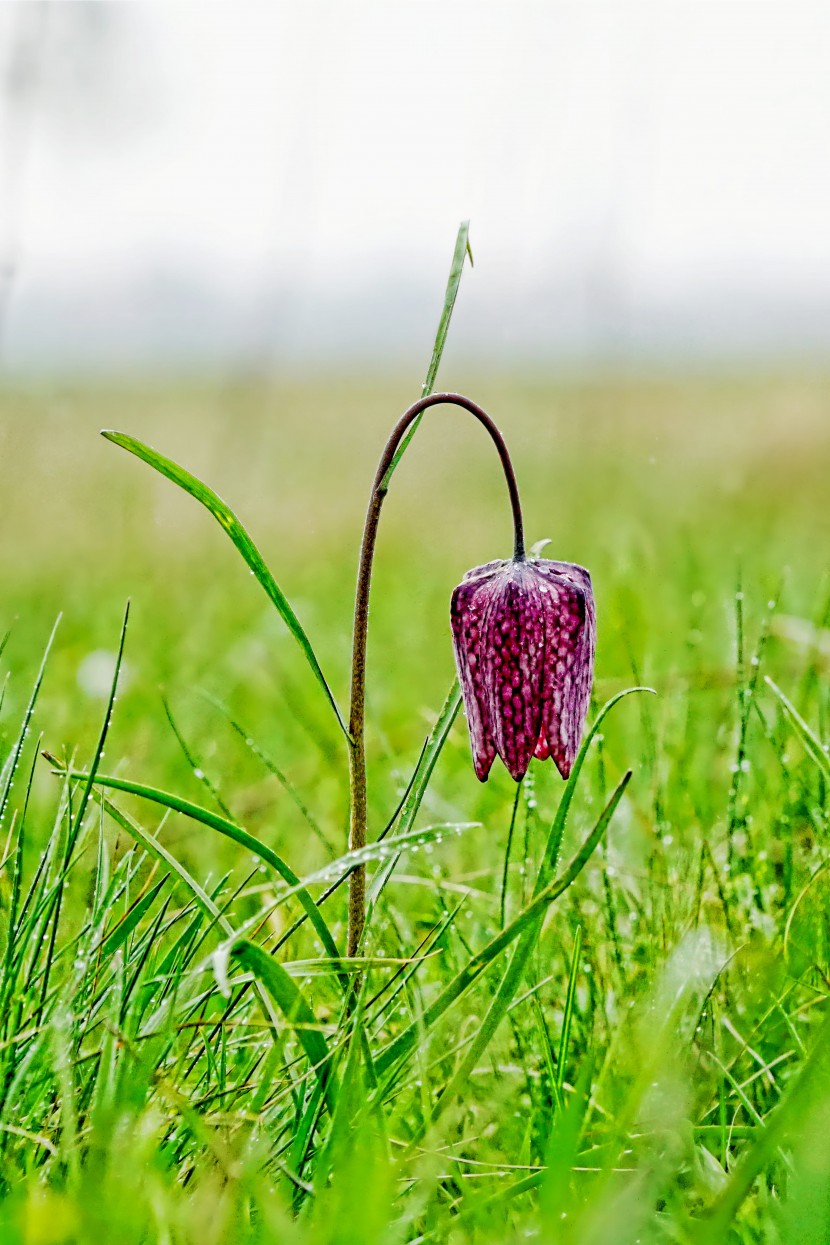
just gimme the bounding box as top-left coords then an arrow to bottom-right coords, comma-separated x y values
3,371 -> 829,872
1,369 -> 830,1242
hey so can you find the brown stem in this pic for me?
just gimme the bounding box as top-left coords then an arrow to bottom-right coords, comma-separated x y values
347,392 -> 525,956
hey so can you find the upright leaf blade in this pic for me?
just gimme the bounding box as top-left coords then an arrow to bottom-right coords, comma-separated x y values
54,766 -> 343,969
101,429 -> 349,740
765,675 -> 830,780
421,220 -> 473,399
231,940 -> 336,1112
423,768 -> 632,1129
374,768 -> 633,1084
380,221 -> 472,489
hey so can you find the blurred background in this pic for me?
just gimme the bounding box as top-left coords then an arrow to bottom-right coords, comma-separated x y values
2,0 -> 830,372
1,1 -> 829,859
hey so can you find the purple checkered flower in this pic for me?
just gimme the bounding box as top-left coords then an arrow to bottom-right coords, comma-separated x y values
450,557 -> 595,782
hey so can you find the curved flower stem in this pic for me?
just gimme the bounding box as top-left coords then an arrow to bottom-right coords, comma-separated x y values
347,391 -> 525,956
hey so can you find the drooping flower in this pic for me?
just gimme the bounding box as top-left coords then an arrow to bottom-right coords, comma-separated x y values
450,557 -> 595,782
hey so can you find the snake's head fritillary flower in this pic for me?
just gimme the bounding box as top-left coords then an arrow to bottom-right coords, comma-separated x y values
450,558 -> 596,782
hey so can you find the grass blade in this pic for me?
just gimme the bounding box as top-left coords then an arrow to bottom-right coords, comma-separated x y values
88,793 -> 303,1066
51,765 -> 343,970
555,924 -> 583,1100
424,767 -> 632,1128
230,939 -> 336,1113
765,674 -> 830,779
380,221 -> 472,489
692,1005 -> 830,1240
375,767 -> 633,1084
0,616 -> 60,831
367,679 -> 462,912
100,428 -> 349,740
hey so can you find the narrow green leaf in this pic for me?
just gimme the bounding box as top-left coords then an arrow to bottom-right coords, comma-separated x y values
367,678 -> 462,909
424,768 -> 631,1126
100,428 -> 349,740
422,219 -> 472,398
54,766 -> 343,969
282,954 -> 438,976
89,793 -> 290,1058
556,924 -> 583,1099
765,675 -> 830,779
65,602 -> 130,861
100,875 -> 169,960
380,221 -> 472,489
375,767 -> 633,1083
0,616 -> 60,830
231,939 -> 335,1112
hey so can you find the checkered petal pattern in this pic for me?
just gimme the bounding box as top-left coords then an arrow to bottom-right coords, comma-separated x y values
450,558 -> 595,782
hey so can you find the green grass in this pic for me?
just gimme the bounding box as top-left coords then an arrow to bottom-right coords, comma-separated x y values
0,361 -> 829,1243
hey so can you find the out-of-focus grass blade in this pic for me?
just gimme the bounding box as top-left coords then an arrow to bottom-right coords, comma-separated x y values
691,1006 -> 830,1241
100,428 -> 349,741
202,690 -> 337,857
380,221 -> 472,490
539,1054 -> 597,1230
394,680 -> 462,840
765,675 -> 830,780
50,765 -> 343,969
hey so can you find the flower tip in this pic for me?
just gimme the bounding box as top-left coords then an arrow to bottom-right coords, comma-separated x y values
554,756 -> 573,781
474,756 -> 494,783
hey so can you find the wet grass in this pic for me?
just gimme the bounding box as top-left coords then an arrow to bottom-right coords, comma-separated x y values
0,364 -> 829,1242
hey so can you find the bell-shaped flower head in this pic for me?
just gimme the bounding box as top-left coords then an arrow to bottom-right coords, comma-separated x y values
451,558 -> 595,782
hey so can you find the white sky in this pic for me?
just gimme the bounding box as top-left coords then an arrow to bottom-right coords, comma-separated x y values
2,1 -> 830,364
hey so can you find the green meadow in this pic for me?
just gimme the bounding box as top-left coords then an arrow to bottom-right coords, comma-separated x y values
0,361 -> 829,1243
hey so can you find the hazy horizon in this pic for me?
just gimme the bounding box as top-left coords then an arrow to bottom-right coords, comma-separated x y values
2,2 -> 829,371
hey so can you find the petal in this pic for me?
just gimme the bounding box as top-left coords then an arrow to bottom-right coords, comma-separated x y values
533,732 -> 550,760
481,564 -> 546,782
450,569 -> 501,781
533,562 -> 596,779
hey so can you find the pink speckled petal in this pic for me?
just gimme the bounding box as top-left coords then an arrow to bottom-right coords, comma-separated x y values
451,557 -> 596,784
533,561 -> 596,778
481,564 -> 546,781
450,567 -> 503,781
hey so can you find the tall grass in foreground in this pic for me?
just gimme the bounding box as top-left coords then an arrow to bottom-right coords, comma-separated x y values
1,570 -> 830,1243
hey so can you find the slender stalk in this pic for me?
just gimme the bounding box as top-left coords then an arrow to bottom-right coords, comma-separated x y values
347,392 -> 525,955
